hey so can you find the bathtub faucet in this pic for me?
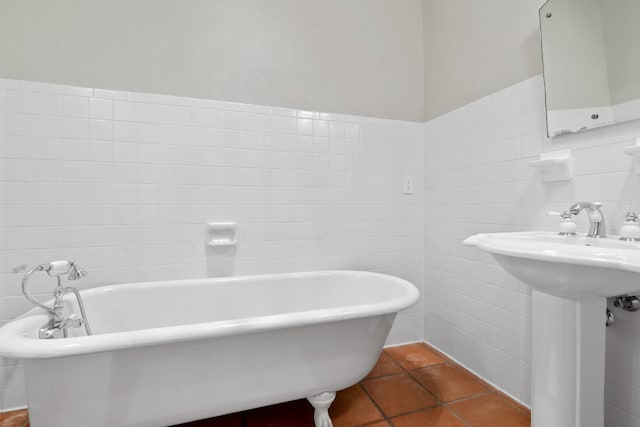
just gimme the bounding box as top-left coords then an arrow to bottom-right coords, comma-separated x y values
22,260 -> 93,339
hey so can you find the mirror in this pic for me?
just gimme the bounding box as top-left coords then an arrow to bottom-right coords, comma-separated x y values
539,0 -> 640,137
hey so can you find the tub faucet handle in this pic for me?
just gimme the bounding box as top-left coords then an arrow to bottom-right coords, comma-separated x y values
67,261 -> 88,280
44,260 -> 73,278
22,260 -> 93,338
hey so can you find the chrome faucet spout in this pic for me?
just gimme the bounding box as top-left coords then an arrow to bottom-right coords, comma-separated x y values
569,201 -> 607,237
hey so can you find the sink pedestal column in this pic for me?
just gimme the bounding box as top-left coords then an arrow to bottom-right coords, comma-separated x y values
532,290 -> 606,427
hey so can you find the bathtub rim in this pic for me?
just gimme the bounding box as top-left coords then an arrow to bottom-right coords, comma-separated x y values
0,270 -> 419,359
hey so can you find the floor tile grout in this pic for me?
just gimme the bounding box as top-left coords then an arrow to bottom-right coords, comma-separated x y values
442,389 -> 498,406
356,382 -> 392,426
364,346 -> 488,426
446,406 -> 473,427
366,343 -> 529,427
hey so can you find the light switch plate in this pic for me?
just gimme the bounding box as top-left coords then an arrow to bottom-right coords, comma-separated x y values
403,175 -> 415,194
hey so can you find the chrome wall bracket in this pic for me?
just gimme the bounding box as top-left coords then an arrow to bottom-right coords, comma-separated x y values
606,308 -> 615,327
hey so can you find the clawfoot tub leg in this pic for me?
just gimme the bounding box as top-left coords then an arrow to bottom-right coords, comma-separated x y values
307,391 -> 336,427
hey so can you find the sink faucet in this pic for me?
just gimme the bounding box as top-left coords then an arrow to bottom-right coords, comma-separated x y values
568,202 -> 607,237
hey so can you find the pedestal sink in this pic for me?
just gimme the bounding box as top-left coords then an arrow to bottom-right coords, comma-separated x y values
464,231 -> 640,427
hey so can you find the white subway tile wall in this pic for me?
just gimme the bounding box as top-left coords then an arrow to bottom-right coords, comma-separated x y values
424,74 -> 640,426
0,78 -> 424,411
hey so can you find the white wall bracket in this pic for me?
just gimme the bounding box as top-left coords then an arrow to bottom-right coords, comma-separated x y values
528,149 -> 573,182
206,222 -> 237,247
623,138 -> 640,174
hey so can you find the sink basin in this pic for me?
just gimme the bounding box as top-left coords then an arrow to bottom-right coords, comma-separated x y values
463,230 -> 636,427
464,231 -> 640,299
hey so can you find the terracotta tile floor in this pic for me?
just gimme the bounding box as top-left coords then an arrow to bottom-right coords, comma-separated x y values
0,343 -> 530,427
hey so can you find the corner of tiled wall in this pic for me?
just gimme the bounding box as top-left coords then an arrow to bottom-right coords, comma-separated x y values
423,73 -> 640,426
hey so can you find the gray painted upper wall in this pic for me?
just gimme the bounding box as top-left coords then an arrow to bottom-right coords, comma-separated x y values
0,0 -> 553,122
423,0 -> 546,121
602,0 -> 640,105
0,0 -> 425,121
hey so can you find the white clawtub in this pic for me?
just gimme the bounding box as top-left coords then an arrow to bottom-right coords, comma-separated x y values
0,270 -> 419,427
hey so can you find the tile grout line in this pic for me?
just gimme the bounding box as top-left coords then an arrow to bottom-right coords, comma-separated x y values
356,382 -> 393,426
444,405 -> 473,427
365,347 -> 453,425
381,343 -> 527,426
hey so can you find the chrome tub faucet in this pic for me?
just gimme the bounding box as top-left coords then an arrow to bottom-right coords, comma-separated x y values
22,260 -> 92,339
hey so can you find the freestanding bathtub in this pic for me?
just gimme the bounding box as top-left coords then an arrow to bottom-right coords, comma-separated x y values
0,270 -> 419,427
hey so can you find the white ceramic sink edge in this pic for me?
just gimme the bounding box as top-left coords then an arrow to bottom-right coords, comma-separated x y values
463,231 -> 640,299
464,231 -> 640,273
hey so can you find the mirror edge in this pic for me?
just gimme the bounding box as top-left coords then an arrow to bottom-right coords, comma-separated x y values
539,0 -> 552,138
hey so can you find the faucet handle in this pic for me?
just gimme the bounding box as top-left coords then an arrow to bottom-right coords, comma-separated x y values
43,260 -> 73,278
547,210 -> 573,219
620,211 -> 640,241
560,210 -> 573,219
548,211 -> 577,235
67,261 -> 88,280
